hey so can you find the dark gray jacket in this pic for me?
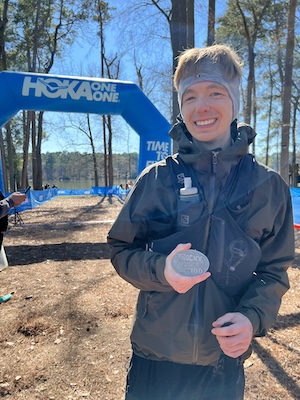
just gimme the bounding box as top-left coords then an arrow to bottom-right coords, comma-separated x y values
107,121 -> 294,366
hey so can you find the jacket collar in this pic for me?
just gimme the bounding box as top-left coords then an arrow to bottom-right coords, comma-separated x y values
168,116 -> 256,168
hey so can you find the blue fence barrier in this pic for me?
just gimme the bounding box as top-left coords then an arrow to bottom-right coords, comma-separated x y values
8,185 -> 130,215
9,186 -> 300,228
290,188 -> 300,228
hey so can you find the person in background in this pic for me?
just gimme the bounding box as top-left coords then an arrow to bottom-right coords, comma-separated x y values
0,191 -> 27,303
107,44 -> 294,400
0,192 -> 27,220
0,191 -> 27,246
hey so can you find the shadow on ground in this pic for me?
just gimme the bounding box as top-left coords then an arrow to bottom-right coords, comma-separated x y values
5,242 -> 110,266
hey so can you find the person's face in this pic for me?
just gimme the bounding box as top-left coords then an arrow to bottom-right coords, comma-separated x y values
181,81 -> 233,150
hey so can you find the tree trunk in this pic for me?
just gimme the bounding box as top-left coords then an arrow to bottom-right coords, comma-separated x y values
30,111 -> 38,189
102,115 -> 108,187
265,62 -> 274,166
170,0 -> 187,126
87,113 -> 99,187
252,78 -> 257,155
21,110 -> 30,189
107,115 -> 113,186
0,0 -> 8,70
245,45 -> 255,125
207,0 -> 215,46
35,111 -> 44,190
0,0 -> 9,192
280,0 -> 296,184
186,0 -> 195,48
5,123 -> 15,190
170,0 -> 194,153
0,128 -> 8,192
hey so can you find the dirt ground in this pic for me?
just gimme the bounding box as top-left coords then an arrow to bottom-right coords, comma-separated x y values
0,195 -> 299,400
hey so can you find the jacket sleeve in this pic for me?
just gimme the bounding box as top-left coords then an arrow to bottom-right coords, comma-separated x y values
0,198 -> 12,220
107,163 -> 176,292
235,173 -> 294,337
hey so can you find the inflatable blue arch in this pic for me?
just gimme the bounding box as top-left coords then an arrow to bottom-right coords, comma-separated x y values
0,71 -> 171,192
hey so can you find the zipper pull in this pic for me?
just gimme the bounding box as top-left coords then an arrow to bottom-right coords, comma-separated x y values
211,151 -> 219,174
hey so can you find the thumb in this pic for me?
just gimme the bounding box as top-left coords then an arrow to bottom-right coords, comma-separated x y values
193,271 -> 211,284
212,313 -> 234,328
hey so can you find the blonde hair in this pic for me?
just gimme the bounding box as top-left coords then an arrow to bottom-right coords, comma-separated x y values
174,44 -> 244,120
174,44 -> 243,91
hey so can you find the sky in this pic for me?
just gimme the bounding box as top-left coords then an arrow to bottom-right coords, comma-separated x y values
41,1 -> 226,154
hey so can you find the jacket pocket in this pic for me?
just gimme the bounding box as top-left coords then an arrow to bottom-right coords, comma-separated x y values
136,291 -> 153,319
149,213 -> 210,256
208,204 -> 262,296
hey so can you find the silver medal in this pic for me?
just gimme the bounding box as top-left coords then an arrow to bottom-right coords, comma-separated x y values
172,249 -> 210,276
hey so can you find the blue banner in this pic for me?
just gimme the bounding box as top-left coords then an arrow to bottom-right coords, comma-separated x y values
291,188 -> 300,227
0,71 -> 171,193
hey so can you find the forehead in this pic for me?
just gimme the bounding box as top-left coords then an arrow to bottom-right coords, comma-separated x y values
183,81 -> 228,95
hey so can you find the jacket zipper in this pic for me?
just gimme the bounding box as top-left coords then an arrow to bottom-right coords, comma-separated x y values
208,150 -> 218,214
192,150 -> 219,364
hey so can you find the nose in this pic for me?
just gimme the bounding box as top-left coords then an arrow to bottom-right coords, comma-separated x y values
194,96 -> 210,112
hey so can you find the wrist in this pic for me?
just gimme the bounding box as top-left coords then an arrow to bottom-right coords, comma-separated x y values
8,197 -> 14,208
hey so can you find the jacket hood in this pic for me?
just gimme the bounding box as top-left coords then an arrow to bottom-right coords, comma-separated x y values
168,116 -> 256,166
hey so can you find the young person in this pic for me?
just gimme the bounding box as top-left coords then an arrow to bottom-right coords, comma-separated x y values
107,44 -> 294,399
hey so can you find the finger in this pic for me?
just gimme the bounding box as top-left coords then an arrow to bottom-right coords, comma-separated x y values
212,313 -> 235,328
166,243 -> 191,263
211,323 -> 236,337
193,271 -> 211,284
171,270 -> 209,293
173,243 -> 192,253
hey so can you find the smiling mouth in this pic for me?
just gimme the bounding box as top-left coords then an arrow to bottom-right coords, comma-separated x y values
195,118 -> 216,126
